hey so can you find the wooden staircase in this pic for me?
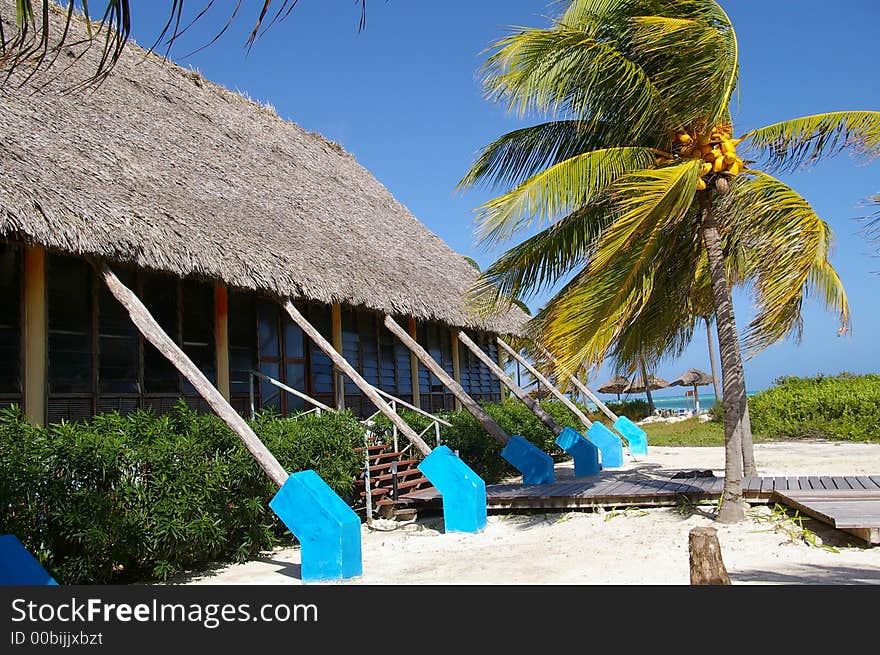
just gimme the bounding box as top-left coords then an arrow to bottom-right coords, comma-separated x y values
354,443 -> 435,519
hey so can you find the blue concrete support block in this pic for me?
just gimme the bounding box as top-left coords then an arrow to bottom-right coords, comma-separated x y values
614,415 -> 648,455
0,535 -> 57,585
555,427 -> 601,478
269,470 -> 362,582
586,422 -> 625,468
418,445 -> 486,533
500,434 -> 555,485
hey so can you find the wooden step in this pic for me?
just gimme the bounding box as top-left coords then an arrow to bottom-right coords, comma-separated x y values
354,444 -> 390,455
365,451 -> 406,464
365,468 -> 426,485
359,486 -> 391,499
365,458 -> 419,474
375,484 -> 435,508
360,476 -> 431,500
354,470 -> 427,494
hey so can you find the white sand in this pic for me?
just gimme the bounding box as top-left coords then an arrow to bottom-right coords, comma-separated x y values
178,441 -> 880,585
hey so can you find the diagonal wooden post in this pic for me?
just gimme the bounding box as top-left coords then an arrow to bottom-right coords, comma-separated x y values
530,344 -> 637,462
568,374 -> 619,423
496,337 -> 594,431
383,316 -> 509,446
535,347 -> 647,446
98,264 -> 289,488
282,301 -> 432,457
457,331 -> 562,436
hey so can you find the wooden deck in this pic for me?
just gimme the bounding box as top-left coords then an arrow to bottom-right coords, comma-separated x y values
405,473 -> 880,513
771,489 -> 880,545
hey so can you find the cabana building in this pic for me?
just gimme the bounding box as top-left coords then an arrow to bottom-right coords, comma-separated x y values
0,10 -> 525,426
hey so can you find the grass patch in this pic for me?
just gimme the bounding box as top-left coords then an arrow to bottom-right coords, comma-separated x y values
641,418 -> 725,446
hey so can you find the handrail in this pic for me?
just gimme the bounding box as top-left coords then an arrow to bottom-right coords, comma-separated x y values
248,370 -> 335,419
372,387 -> 452,427
364,391 -> 448,455
247,370 -> 444,522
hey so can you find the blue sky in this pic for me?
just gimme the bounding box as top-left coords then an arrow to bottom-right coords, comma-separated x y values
125,1 -> 879,399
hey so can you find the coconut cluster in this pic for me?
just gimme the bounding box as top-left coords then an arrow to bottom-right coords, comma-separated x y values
656,124 -> 746,191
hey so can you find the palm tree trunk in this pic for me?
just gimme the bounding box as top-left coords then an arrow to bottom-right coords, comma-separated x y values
699,193 -> 750,523
705,316 -> 722,406
639,356 -> 655,414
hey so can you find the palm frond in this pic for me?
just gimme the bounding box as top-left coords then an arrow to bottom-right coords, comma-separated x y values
717,171 -> 850,353
0,1 -> 363,84
481,21 -> 667,142
473,146 -> 656,247
458,120 -> 615,191
628,7 -> 737,129
740,111 -> 880,172
529,159 -> 703,375
467,199 -> 616,315
860,193 -> 880,256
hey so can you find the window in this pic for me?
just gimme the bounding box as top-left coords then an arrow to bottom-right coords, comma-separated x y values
0,243 -> 21,400
181,279 -> 215,393
141,272 -> 180,393
228,291 -> 257,397
257,299 -> 308,413
417,322 -> 456,412
47,254 -> 93,395
98,268 -> 139,394
307,304 -> 334,409
460,332 -> 502,404
342,308 -> 380,416
378,317 -> 413,405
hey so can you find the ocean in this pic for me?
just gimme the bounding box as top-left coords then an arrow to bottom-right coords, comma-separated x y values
591,391 -> 758,413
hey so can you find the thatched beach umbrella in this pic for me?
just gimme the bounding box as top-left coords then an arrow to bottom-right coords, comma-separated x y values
597,375 -> 631,401
625,374 -> 670,393
625,374 -> 669,414
669,368 -> 715,413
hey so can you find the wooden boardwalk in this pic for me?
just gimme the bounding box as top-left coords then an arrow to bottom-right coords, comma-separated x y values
772,489 -> 880,545
405,473 -> 880,512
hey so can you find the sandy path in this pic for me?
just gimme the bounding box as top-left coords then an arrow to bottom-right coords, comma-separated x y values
177,441 -> 880,585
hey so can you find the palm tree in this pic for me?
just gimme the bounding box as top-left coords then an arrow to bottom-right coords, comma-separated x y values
0,1 -> 368,83
704,316 -> 722,406
459,0 -> 876,522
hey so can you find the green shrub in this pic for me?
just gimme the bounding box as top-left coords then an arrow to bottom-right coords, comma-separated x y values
606,399 -> 651,421
0,402 -> 364,584
748,373 -> 880,442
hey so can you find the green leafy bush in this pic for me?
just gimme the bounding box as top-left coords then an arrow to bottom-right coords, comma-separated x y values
606,399 -> 651,421
0,402 -> 364,584
748,373 -> 880,442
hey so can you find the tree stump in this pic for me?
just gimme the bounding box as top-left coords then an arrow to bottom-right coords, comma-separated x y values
689,526 -> 731,585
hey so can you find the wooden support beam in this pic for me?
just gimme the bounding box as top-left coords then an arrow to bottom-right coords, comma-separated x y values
408,317 -> 420,409
537,347 -> 620,423
384,316 -> 509,446
450,332 -> 462,411
284,301 -> 432,457
458,331 -> 562,435
23,246 -> 46,426
98,263 -> 289,488
331,303 -> 345,410
214,284 -> 230,401
496,337 -> 593,431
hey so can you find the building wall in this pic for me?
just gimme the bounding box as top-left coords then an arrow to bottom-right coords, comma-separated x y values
0,241 -> 503,424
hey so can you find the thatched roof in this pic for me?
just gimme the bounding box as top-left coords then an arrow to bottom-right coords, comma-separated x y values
596,376 -> 631,395
669,368 -> 715,387
625,374 -> 669,393
0,3 -> 527,335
